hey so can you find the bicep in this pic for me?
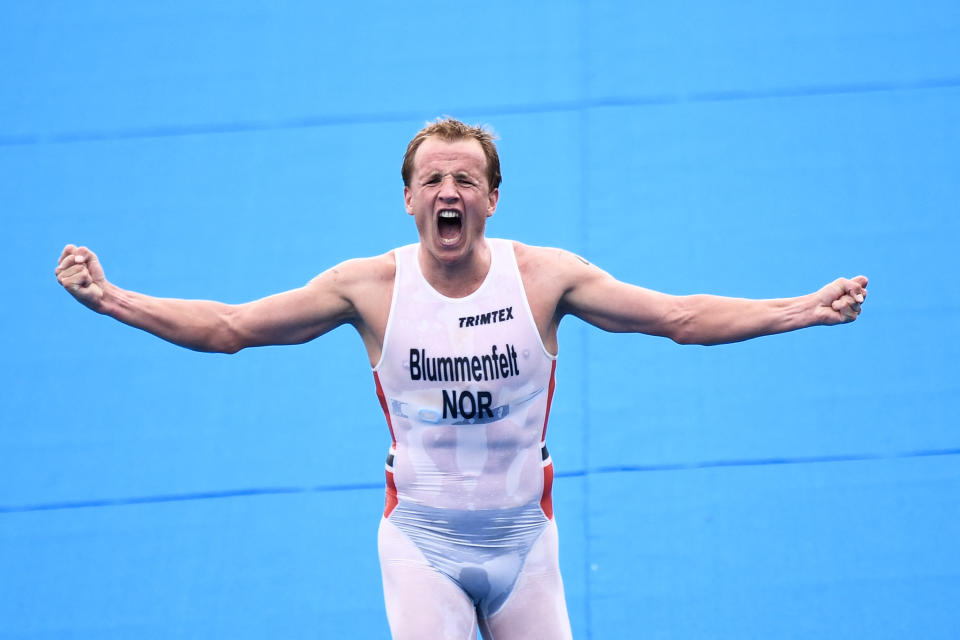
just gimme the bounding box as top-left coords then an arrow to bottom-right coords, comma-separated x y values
560,261 -> 685,339
229,268 -> 356,348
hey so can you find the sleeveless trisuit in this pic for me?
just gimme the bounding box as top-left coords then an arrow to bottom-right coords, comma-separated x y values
372,239 -> 571,638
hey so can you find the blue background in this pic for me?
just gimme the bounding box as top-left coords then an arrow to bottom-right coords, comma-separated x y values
2,2 -> 958,638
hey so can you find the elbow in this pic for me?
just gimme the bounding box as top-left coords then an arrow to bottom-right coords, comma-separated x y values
187,335 -> 243,355
670,332 -> 695,346
205,306 -> 247,354
669,324 -> 726,346
662,296 -> 726,346
669,328 -> 706,346
662,302 -> 698,345
215,341 -> 244,355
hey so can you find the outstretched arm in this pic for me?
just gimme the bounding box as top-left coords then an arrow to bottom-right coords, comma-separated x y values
55,244 -> 362,353
556,251 -> 867,345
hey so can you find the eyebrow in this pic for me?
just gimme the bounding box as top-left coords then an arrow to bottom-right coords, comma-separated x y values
421,170 -> 478,183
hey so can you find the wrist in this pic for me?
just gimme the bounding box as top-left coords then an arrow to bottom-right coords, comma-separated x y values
97,281 -> 124,317
799,291 -> 825,328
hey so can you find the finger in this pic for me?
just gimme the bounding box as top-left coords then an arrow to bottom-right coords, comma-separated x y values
66,277 -> 92,295
838,279 -> 865,304
57,263 -> 88,281
58,266 -> 92,291
832,295 -> 861,317
56,252 -> 88,274
847,275 -> 868,303
58,244 -> 77,263
832,294 -> 859,310
74,247 -> 102,273
851,288 -> 864,304
73,248 -> 89,264
55,246 -> 79,274
56,254 -> 81,274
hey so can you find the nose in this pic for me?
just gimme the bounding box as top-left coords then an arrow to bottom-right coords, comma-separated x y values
438,174 -> 459,202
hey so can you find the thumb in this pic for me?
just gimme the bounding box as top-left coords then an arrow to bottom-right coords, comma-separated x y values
74,246 -> 95,262
74,246 -> 105,279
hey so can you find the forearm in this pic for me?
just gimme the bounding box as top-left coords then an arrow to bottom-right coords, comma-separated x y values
670,292 -> 820,346
100,282 -> 244,353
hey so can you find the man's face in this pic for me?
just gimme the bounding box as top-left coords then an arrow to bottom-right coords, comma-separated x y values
404,136 -> 499,266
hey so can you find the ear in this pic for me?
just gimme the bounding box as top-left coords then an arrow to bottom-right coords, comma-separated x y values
404,186 -> 414,215
486,188 -> 499,218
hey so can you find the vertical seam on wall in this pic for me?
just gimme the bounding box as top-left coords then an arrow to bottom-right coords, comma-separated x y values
577,1 -> 593,637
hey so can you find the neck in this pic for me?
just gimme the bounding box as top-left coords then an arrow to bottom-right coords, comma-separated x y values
418,240 -> 492,298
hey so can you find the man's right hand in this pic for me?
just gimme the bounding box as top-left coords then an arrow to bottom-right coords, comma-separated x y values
55,244 -> 107,312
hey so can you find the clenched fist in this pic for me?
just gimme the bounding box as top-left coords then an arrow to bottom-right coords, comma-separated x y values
55,244 -> 108,312
814,275 -> 868,325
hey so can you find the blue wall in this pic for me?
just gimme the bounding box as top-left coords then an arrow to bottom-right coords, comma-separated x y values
2,2 -> 958,638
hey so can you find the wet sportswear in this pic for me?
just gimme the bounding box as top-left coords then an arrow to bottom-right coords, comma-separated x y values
373,238 -> 561,628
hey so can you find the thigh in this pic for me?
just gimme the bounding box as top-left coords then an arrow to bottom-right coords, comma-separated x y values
378,517 -> 479,640
479,520 -> 573,640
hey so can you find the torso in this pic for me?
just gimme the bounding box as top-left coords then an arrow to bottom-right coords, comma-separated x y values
371,239 -> 559,511
351,240 -> 566,367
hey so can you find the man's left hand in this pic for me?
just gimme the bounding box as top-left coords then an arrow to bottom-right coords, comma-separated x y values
815,275 -> 868,325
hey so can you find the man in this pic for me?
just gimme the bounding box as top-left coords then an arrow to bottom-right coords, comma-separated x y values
56,117 -> 867,639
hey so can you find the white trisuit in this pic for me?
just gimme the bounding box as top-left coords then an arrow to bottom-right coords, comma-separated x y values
373,239 -> 573,639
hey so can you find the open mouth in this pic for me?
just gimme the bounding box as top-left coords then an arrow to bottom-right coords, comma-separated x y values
437,209 -> 462,245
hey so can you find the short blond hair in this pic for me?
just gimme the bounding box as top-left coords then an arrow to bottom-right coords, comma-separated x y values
401,117 -> 501,190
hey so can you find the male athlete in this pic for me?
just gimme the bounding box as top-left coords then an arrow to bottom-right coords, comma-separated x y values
56,118 -> 867,639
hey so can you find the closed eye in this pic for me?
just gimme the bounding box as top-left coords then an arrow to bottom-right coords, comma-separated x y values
420,172 -> 479,187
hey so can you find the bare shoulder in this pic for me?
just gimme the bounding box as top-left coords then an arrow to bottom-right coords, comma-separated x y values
511,241 -> 599,291
314,250 -> 396,288
301,250 -> 395,361
294,250 -> 396,326
307,251 -> 397,307
512,241 -> 575,269
509,241 -> 599,347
